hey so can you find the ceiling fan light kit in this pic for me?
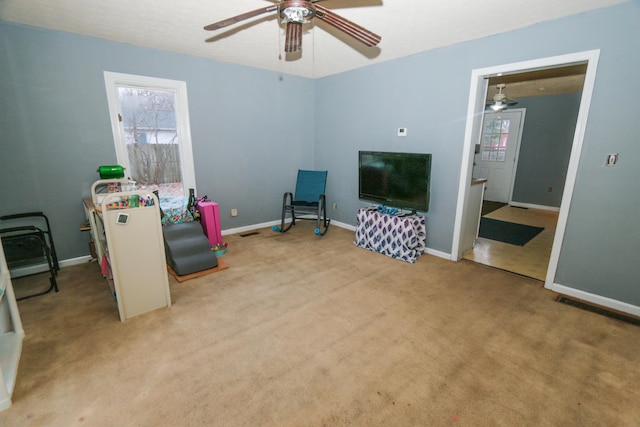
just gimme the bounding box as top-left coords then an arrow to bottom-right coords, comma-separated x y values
488,83 -> 518,111
204,0 -> 381,54
280,1 -> 315,23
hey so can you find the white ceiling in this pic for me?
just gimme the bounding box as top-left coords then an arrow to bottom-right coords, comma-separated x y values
0,0 -> 625,79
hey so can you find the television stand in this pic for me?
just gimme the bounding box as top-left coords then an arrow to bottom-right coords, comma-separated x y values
353,208 -> 426,263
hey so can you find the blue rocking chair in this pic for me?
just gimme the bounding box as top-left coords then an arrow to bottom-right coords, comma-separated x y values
273,170 -> 331,236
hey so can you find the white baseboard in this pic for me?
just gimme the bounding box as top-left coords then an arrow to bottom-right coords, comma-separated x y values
10,255 -> 92,278
331,220 -> 355,231
547,282 -> 640,317
222,218 -> 355,236
9,264 -> 51,278
425,248 -> 452,260
221,220 -> 283,236
509,201 -> 560,212
221,218 -> 451,260
60,255 -> 93,267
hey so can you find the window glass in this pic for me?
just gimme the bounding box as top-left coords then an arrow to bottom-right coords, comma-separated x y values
480,118 -> 510,162
104,72 -> 196,198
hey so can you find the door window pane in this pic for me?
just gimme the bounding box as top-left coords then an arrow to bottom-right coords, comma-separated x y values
480,117 -> 510,162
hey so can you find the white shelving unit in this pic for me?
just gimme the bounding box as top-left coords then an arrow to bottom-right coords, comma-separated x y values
85,181 -> 171,322
0,236 -> 24,411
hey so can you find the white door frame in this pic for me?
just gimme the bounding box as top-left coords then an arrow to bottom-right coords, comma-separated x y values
506,108 -> 526,206
103,71 -> 197,196
451,50 -> 600,291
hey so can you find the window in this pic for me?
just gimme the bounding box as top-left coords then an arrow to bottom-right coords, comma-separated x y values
480,117 -> 510,162
104,72 -> 196,197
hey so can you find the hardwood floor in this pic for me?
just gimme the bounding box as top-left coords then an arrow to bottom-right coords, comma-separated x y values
462,205 -> 559,281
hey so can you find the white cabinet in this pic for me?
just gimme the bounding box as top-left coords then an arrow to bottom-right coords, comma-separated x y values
84,181 -> 171,322
0,236 -> 24,411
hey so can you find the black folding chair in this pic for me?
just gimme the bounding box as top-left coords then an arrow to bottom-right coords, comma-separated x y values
0,212 -> 59,300
273,170 -> 331,236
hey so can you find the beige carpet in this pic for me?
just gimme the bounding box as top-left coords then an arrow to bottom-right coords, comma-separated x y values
2,222 -> 639,426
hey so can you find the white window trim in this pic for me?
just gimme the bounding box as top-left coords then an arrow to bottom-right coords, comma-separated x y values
103,71 -> 197,195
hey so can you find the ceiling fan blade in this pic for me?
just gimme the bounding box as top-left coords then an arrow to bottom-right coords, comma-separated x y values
314,5 -> 381,47
204,5 -> 278,31
285,22 -> 303,53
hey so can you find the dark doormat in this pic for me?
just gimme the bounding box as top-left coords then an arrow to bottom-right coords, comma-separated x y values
478,217 -> 543,246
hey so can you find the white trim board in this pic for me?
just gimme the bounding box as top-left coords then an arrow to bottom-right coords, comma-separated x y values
9,256 -> 92,278
550,283 -> 640,318
509,202 -> 560,212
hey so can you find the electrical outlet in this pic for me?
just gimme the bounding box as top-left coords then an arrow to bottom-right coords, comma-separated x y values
230,208 -> 238,217
333,203 -> 338,211
606,153 -> 618,166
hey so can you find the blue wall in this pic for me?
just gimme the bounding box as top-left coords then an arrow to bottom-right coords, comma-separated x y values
315,2 -> 640,305
511,93 -> 582,207
315,50 -> 471,253
0,22 -> 315,262
1,1 -> 639,307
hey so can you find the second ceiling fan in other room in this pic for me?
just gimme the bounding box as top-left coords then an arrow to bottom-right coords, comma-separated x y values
487,84 -> 518,111
204,0 -> 381,53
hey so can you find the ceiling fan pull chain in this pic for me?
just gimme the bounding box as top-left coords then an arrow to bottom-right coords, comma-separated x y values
312,19 -> 315,72
278,16 -> 282,60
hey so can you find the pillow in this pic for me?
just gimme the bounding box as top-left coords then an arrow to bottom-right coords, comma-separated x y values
160,196 -> 194,225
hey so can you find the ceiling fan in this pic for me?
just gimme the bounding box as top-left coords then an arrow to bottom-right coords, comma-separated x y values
487,83 -> 518,111
204,0 -> 381,53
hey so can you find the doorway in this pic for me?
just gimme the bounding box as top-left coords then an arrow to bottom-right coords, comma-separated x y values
452,50 -> 600,290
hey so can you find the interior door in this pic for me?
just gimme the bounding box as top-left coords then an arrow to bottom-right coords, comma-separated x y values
473,110 -> 524,203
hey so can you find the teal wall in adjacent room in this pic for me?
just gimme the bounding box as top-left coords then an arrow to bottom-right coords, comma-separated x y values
511,93 -> 582,208
1,1 -> 639,308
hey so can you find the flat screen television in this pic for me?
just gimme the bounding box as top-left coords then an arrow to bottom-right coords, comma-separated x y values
358,151 -> 432,212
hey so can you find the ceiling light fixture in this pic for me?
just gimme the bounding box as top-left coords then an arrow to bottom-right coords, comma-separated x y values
280,4 -> 315,23
487,83 -> 518,111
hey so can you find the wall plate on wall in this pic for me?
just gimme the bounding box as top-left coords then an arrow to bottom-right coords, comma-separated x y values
398,128 -> 407,137
606,153 -> 618,166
